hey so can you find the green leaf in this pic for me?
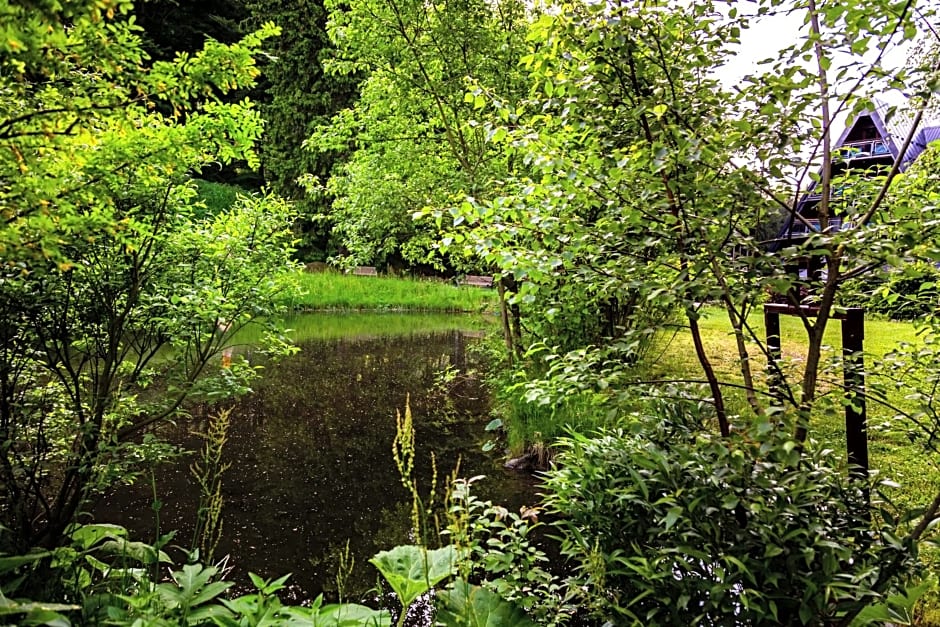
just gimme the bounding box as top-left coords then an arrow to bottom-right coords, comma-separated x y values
190,580 -> 233,607
69,524 -> 128,550
19,609 -> 73,627
0,597 -> 79,623
435,579 -> 537,626
185,604 -> 234,625
663,507 -> 682,530
369,545 -> 458,609
0,552 -> 54,575
173,563 -> 219,598
97,539 -> 169,565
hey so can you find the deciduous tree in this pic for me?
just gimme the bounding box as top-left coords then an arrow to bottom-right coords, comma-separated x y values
310,0 -> 529,270
0,1 -> 295,552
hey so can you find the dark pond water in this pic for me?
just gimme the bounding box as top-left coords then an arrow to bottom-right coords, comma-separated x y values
95,314 -> 536,602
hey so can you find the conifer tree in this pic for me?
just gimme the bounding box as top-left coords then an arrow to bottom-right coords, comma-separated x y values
247,0 -> 360,260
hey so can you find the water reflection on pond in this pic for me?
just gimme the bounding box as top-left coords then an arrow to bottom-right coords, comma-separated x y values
96,314 -> 535,601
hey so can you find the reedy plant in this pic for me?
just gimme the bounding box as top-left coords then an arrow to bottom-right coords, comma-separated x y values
383,396 -> 542,626
392,394 -> 443,547
190,408 -> 233,565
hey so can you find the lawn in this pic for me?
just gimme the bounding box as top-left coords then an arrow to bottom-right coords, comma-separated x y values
277,269 -> 497,312
655,309 -> 938,505
654,308 -> 940,623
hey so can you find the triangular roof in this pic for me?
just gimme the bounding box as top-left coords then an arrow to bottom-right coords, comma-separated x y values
900,125 -> 940,167
772,100 -> 940,249
832,104 -> 899,159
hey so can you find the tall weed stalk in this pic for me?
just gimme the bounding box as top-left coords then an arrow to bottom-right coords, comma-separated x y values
190,408 -> 232,563
393,394 -> 447,545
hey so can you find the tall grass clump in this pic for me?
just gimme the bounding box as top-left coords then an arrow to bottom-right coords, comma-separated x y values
278,270 -> 496,312
472,335 -> 612,458
499,390 -> 609,456
481,309 -> 680,459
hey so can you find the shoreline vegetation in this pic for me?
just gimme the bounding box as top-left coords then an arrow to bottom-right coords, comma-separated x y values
496,306 -> 940,621
277,269 -> 498,313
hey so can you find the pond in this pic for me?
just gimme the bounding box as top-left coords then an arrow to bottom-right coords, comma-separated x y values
95,313 -> 536,602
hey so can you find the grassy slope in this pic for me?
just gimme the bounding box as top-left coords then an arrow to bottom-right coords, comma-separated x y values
278,270 -> 497,312
655,308 -> 940,623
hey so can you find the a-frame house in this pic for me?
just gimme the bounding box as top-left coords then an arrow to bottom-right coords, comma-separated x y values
769,103 -> 940,291
779,107 -> 897,245
778,103 -> 940,249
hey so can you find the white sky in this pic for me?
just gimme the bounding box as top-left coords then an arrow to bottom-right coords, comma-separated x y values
717,1 -> 919,105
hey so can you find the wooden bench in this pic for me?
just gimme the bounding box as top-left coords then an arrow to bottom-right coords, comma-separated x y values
351,266 -> 378,276
459,274 -> 494,288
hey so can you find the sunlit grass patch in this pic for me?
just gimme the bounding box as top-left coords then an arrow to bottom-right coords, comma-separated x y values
277,270 -> 497,313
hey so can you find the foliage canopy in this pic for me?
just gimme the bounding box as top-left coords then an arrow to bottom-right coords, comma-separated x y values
0,1 -> 296,553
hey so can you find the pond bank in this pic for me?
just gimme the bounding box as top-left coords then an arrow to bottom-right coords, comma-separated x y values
278,271 -> 497,313
95,314 -> 536,603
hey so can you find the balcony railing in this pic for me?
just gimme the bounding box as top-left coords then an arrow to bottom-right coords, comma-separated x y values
789,218 -> 852,236
835,139 -> 891,161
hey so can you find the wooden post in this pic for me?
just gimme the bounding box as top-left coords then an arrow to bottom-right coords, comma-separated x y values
764,307 -> 782,405
841,307 -> 869,481
762,304 -> 869,502
497,277 -> 514,367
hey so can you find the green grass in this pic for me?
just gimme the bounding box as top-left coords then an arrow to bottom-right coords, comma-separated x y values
277,270 -> 497,313
655,309 -> 939,499
654,308 -> 940,624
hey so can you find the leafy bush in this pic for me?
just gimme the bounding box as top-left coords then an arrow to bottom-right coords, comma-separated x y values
842,262 -> 940,321
0,518 -> 543,627
0,524 -> 393,626
193,179 -> 251,219
541,409 -> 918,625
444,478 -> 574,625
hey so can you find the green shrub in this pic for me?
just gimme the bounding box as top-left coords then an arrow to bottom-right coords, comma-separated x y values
193,179 -> 251,219
444,478 -> 574,626
541,408 -> 918,625
842,262 -> 940,321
